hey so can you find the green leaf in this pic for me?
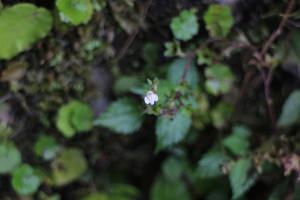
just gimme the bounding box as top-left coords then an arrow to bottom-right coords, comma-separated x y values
52,148 -> 87,186
156,111 -> 191,151
268,180 -> 289,200
151,176 -> 191,200
170,9 -> 199,41
277,90 -> 300,127
203,4 -> 234,38
114,76 -> 141,95
56,0 -> 93,25
211,102 -> 234,128
82,193 -> 109,200
109,183 -> 139,200
204,64 -> 234,96
223,125 -> 251,156
229,158 -> 257,199
12,164 -> 41,195
168,58 -> 200,87
197,151 -> 230,178
56,101 -> 94,138
94,98 -> 143,134
71,102 -> 94,132
0,3 -> 53,59
34,134 -> 60,161
162,157 -> 186,180
0,142 -> 21,174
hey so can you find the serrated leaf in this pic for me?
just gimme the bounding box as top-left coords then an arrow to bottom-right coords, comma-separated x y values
151,176 -> 190,200
94,98 -> 143,134
0,3 -> 53,59
223,125 -> 251,156
204,4 -> 234,38
0,142 -> 21,174
170,9 -> 199,41
229,158 -> 257,199
155,111 -> 191,151
56,0 -> 93,25
277,90 -> 300,127
197,151 -> 230,178
204,64 -> 234,95
34,134 -> 60,161
12,164 -> 41,195
52,148 -> 87,186
168,58 -> 200,87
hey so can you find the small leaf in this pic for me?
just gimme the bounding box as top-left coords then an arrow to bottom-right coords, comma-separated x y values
168,58 -> 200,87
151,176 -> 191,200
94,98 -> 143,134
52,148 -> 87,186
204,4 -> 234,38
170,9 -> 199,41
223,125 -> 251,156
204,64 -> 234,96
0,142 -> 21,174
211,102 -> 234,128
0,3 -> 53,59
156,111 -> 191,151
277,90 -> 300,127
12,164 -> 41,195
34,134 -> 60,161
197,151 -> 230,178
56,0 -> 93,25
56,101 -> 94,138
229,158 -> 257,199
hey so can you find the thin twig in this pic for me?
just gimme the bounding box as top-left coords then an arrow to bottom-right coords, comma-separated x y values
255,0 -> 295,132
115,0 -> 153,62
260,0 -> 296,56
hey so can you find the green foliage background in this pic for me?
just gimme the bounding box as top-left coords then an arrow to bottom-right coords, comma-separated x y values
0,0 -> 300,199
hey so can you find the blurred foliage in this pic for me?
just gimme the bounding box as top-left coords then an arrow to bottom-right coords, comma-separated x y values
0,0 -> 300,199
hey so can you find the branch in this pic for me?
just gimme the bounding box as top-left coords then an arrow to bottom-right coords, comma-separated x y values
115,0 -> 153,62
260,0 -> 296,56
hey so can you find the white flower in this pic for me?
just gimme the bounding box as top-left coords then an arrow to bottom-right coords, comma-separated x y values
144,91 -> 158,105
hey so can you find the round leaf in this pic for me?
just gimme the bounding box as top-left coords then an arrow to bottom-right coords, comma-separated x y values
52,148 -> 87,186
34,134 -> 60,161
56,101 -> 94,138
0,3 -> 53,59
12,164 -> 41,195
0,142 -> 21,174
170,9 -> 199,41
